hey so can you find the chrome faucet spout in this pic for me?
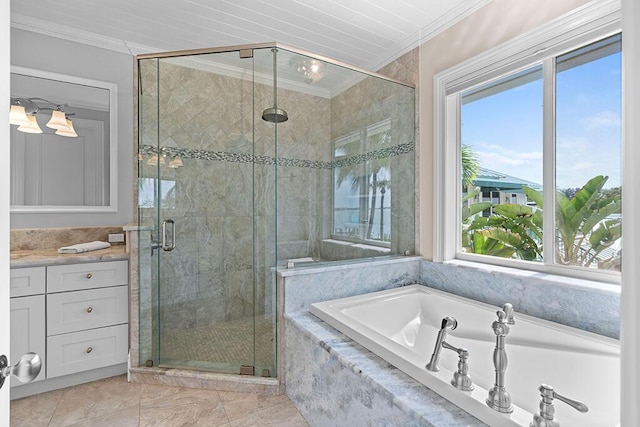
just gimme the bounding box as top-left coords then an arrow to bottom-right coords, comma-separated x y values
487,307 -> 515,413
502,303 -> 516,325
425,316 -> 457,372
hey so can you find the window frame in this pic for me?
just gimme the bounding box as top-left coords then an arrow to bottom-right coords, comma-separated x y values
434,0 -> 621,284
331,119 -> 393,248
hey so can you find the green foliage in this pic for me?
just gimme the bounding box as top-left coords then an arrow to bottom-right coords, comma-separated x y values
553,175 -> 621,268
461,144 -> 480,187
463,175 -> 621,270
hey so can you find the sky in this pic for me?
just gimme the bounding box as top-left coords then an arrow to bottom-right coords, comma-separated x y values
461,48 -> 621,190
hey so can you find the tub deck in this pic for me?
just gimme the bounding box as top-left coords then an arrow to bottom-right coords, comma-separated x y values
310,284 -> 620,427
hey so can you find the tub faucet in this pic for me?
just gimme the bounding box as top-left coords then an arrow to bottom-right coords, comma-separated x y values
426,317 -> 457,372
502,302 -> 515,325
530,384 -> 588,427
486,307 -> 514,413
426,317 -> 474,391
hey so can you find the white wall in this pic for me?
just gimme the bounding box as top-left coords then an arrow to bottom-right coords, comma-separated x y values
1,0 -> 11,423
621,0 -> 639,424
9,28 -> 133,229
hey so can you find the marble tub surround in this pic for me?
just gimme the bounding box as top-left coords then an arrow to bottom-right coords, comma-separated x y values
10,226 -> 125,251
285,311 -> 485,427
279,255 -> 421,313
419,260 -> 621,338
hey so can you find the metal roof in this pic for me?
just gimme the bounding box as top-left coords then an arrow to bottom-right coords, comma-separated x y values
473,167 -> 542,191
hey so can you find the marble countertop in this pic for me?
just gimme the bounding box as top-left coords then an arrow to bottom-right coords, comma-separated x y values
10,245 -> 129,267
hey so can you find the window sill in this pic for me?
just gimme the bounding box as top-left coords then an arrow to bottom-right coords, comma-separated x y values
444,259 -> 621,296
322,239 -> 391,253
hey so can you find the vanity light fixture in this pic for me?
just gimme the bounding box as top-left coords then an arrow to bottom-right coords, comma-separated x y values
17,115 -> 43,134
46,109 -> 69,130
146,154 -> 165,166
9,97 -> 78,137
145,147 -> 184,168
54,119 -> 78,138
168,157 -> 183,168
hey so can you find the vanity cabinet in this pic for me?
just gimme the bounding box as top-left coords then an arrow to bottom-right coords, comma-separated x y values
9,260 -> 129,391
9,266 -> 46,385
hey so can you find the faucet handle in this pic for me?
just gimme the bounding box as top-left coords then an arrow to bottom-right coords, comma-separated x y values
441,341 -> 474,391
502,303 -> 515,325
529,384 -> 588,427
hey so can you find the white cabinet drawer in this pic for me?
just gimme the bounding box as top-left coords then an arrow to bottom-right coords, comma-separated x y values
47,324 -> 128,379
47,260 -> 128,292
10,267 -> 46,297
47,286 -> 129,335
10,295 -> 46,385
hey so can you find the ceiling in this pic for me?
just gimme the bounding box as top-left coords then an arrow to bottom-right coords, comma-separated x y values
10,0 -> 489,71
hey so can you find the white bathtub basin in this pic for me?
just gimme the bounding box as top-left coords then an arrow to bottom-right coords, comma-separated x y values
310,284 -> 620,427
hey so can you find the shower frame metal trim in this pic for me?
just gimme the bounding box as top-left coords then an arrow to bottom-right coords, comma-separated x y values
135,42 -> 416,89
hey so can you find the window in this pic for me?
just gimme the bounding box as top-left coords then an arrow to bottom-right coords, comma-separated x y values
138,178 -> 176,209
436,3 -> 621,283
333,120 -> 392,246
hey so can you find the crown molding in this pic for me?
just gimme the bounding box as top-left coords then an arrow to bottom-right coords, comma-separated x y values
11,13 -> 158,56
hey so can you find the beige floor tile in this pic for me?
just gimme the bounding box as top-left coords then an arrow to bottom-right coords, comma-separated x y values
9,375 -> 307,427
140,384 -> 229,427
229,400 -> 309,427
218,390 -> 290,422
10,388 -> 64,427
49,375 -> 141,427
64,404 -> 140,427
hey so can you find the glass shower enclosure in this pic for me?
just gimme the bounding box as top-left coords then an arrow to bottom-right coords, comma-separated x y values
137,44 -> 415,378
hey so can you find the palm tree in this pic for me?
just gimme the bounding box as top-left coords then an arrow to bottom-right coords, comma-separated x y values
461,144 -> 480,187
335,129 -> 391,240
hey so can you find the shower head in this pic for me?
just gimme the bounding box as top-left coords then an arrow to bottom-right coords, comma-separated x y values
262,47 -> 288,124
262,106 -> 288,123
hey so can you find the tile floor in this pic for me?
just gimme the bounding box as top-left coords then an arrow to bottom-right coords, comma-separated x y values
10,375 -> 310,427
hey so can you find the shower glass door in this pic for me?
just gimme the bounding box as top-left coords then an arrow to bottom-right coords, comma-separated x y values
137,49 -> 277,376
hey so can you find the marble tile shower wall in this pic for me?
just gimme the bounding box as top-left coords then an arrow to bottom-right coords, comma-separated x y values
138,59 -> 333,333
272,84 -> 332,262
329,68 -> 416,257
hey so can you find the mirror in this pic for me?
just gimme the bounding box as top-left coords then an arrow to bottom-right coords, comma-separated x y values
9,66 -> 117,213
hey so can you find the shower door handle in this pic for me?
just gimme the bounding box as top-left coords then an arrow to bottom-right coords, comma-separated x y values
162,219 -> 176,251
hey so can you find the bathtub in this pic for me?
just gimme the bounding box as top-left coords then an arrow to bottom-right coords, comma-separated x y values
310,284 -> 620,427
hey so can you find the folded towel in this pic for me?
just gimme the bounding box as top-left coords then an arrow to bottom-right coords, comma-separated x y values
58,241 -> 111,254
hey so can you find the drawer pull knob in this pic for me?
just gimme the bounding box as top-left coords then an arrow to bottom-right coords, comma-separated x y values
86,273 -> 93,279
86,347 -> 93,354
86,307 -> 93,313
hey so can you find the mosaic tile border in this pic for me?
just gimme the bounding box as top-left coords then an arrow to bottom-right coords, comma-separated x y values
139,142 -> 414,170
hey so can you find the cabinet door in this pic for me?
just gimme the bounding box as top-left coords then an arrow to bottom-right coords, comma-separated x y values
10,267 -> 45,297
10,295 -> 46,386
